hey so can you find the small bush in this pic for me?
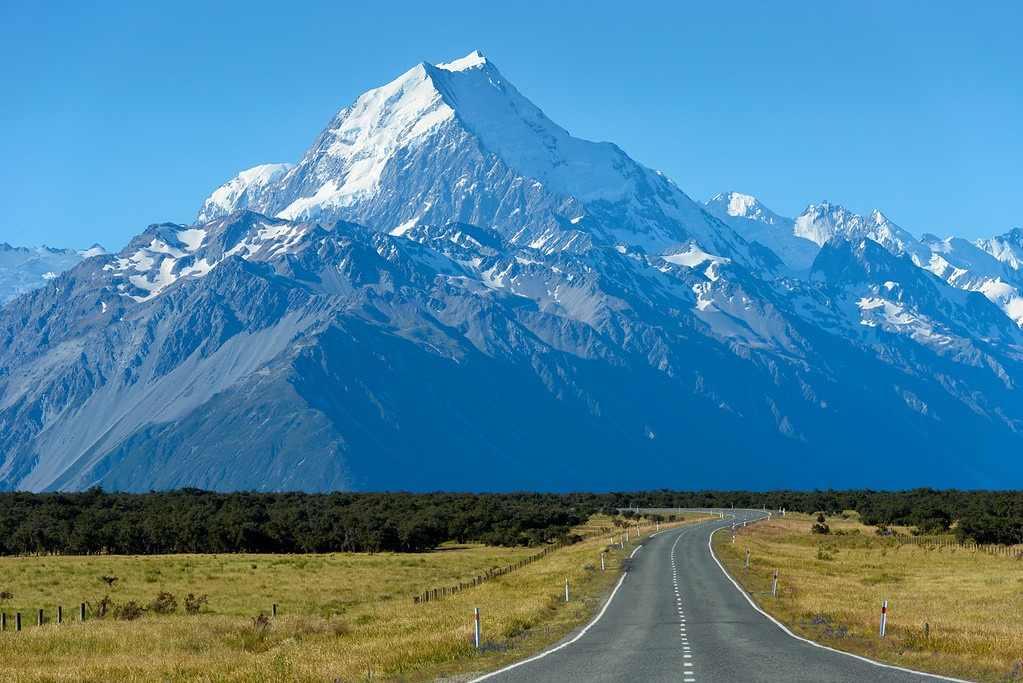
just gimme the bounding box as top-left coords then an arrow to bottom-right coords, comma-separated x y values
114,600 -> 144,621
183,593 -> 208,615
149,591 -> 177,614
100,575 -> 118,587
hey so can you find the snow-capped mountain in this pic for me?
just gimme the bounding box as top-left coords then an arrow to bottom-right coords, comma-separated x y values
704,193 -> 1023,327
1,53 -> 1021,493
0,243 -> 106,304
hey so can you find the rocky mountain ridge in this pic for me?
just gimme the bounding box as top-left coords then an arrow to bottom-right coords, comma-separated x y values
1,53 -> 1020,492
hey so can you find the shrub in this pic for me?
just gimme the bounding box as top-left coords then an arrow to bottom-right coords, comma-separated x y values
114,600 -> 144,621
149,591 -> 177,614
184,593 -> 208,615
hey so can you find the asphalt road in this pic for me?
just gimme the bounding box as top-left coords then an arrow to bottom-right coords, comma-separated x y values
471,510 -> 971,683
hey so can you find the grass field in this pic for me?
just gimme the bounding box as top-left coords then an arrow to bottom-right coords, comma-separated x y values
0,514 -> 704,682
714,512 -> 1023,683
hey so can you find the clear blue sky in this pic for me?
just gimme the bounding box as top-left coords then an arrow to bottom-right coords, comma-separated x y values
1,0 -> 1020,250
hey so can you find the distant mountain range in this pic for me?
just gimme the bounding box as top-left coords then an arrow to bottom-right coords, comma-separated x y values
0,243 -> 106,304
2,52 -> 1020,493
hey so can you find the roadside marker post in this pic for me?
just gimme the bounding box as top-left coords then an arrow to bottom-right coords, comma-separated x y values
772,570 -> 778,597
745,548 -> 751,567
565,578 -> 570,602
474,607 -> 481,649
601,552 -> 605,570
880,601 -> 888,638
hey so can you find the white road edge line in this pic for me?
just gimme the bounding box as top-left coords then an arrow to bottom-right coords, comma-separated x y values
709,514 -> 976,683
468,519 -> 705,682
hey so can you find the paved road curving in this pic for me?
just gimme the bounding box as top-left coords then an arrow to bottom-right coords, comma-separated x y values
471,510 -> 972,683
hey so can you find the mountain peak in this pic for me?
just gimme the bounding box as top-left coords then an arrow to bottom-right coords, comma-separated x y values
198,52 -> 681,237
707,192 -> 775,223
436,50 -> 489,72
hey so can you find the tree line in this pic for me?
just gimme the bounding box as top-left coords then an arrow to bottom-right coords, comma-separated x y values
0,488 -> 1019,556
0,489 -> 591,556
598,488 -> 1023,545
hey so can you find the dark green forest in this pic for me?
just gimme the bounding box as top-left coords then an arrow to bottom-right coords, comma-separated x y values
0,488 -> 1020,556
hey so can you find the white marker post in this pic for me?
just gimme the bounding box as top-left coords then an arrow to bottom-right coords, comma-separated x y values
474,607 -> 481,649
772,570 -> 778,597
745,548 -> 751,567
565,578 -> 570,602
880,601 -> 888,638
601,552 -> 606,570
626,530 -> 630,542
636,526 -> 641,538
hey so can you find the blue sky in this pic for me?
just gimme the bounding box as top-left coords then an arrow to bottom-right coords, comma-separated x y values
1,1 -> 1020,250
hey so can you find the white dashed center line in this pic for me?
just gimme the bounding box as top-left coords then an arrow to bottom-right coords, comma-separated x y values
672,529 -> 696,682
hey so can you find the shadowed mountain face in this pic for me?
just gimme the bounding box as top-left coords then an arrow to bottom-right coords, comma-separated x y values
2,53 -> 1021,492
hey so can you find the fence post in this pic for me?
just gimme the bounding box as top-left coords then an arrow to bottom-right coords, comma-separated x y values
1,612 -> 5,630
38,609 -> 43,627
16,613 -> 21,631
271,604 -> 277,618
80,603 -> 86,622
880,601 -> 888,638
58,606 -> 62,624
474,607 -> 481,649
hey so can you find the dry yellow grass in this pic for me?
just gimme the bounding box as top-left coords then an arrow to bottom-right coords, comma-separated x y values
715,513 -> 1023,682
0,513 -> 709,682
